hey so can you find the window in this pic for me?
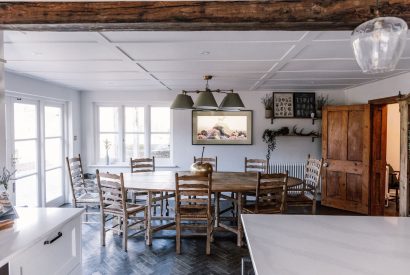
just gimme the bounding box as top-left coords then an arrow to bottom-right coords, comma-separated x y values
96,105 -> 171,165
98,107 -> 119,163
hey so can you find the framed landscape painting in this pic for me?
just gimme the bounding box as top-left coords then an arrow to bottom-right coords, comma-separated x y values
192,111 -> 252,145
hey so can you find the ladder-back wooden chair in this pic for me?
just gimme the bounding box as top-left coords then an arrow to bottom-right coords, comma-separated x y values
175,172 -> 214,255
130,157 -> 168,216
244,157 -> 268,173
96,170 -> 147,252
193,156 -> 218,172
66,154 -> 99,223
243,172 -> 288,214
287,155 -> 323,214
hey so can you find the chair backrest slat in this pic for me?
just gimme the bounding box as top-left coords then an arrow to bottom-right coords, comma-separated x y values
254,172 -> 288,213
193,156 -> 218,172
303,155 -> 323,196
66,154 -> 87,203
96,170 -> 127,214
130,157 -> 155,173
245,157 -> 268,173
175,173 -> 212,215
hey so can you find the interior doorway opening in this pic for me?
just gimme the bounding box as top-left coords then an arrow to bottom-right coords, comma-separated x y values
385,103 -> 400,216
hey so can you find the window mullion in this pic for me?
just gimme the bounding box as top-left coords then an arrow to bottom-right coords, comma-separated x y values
119,105 -> 125,162
145,105 -> 151,157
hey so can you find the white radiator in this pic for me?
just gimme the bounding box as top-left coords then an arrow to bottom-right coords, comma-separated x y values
269,162 -> 306,195
268,162 -> 306,179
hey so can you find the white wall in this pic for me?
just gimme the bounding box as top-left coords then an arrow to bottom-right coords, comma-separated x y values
5,71 -> 82,156
386,104 -> 400,171
81,89 -> 345,172
345,72 -> 410,104
0,32 -> 5,168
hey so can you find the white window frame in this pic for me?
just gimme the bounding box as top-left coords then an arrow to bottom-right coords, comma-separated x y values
94,103 -> 173,166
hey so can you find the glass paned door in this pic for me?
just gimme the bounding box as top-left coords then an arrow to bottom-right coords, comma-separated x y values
12,99 -> 40,207
44,105 -> 65,206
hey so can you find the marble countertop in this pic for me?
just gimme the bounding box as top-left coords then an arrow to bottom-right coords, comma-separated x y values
241,214 -> 410,275
0,207 -> 84,267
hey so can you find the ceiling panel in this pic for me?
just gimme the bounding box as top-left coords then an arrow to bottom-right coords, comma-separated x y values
5,31 -> 100,42
6,61 -> 142,73
5,43 -> 123,61
140,61 -> 276,72
295,41 -> 354,59
152,71 -> 264,80
103,31 -> 307,42
263,78 -> 373,85
281,60 -> 360,71
272,71 -> 375,80
18,71 -> 151,81
119,42 -> 293,61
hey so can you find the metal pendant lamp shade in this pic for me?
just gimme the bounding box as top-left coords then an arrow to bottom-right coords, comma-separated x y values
219,92 -> 245,110
352,16 -> 408,74
194,91 -> 218,109
170,93 -> 194,109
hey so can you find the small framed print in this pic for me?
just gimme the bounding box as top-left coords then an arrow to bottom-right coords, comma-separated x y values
294,92 -> 316,118
273,93 -> 294,118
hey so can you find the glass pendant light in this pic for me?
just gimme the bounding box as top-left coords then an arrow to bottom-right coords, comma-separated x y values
351,2 -> 408,74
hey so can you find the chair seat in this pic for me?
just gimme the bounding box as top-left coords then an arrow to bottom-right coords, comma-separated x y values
77,192 -> 99,203
242,204 -> 282,214
105,203 -> 146,215
287,194 -> 314,204
179,206 -> 214,219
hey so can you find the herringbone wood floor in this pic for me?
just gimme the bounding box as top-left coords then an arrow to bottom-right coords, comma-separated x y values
76,203 -> 358,275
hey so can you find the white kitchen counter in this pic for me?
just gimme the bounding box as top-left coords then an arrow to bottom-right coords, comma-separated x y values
0,207 -> 84,273
242,214 -> 410,275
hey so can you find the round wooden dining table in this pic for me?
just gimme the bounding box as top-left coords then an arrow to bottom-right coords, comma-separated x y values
123,171 -> 303,246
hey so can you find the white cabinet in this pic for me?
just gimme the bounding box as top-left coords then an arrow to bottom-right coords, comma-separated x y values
0,208 -> 83,275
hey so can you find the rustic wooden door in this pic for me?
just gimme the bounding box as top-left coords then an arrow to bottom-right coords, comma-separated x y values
322,105 -> 371,214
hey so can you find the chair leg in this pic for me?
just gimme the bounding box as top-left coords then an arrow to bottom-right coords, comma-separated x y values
396,188 -> 399,212
160,192 -> 164,216
312,200 -> 316,215
176,215 -> 181,254
123,216 -> 128,252
206,219 -> 212,255
85,205 -> 88,222
165,192 -> 170,216
230,192 -> 236,217
144,208 -> 148,240
100,213 -> 105,247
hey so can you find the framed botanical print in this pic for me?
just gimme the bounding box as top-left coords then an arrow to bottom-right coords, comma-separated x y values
273,93 -> 294,118
293,92 -> 316,118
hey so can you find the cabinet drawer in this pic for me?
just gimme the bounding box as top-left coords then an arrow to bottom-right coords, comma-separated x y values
9,216 -> 81,275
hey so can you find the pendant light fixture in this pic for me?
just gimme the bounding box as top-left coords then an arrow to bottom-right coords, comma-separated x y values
170,75 -> 245,110
351,0 -> 408,74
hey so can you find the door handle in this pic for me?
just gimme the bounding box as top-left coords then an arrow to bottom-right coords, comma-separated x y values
44,232 -> 63,245
323,162 -> 329,168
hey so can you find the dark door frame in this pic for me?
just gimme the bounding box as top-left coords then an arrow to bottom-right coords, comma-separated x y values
368,94 -> 409,216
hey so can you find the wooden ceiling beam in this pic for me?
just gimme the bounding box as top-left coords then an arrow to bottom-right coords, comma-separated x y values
0,1 -> 410,31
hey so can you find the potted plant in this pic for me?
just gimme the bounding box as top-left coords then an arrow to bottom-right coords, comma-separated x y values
0,167 -> 15,193
261,93 -> 273,119
103,139 -> 112,165
316,94 -> 332,118
262,127 -> 289,161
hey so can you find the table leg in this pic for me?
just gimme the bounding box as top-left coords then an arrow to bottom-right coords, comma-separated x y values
215,192 -> 220,227
146,191 -> 153,246
237,192 -> 243,247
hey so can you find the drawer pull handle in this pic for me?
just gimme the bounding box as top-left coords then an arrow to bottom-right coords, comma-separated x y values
44,232 -> 63,245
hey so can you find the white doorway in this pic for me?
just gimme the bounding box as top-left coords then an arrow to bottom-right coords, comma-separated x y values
8,96 -> 67,207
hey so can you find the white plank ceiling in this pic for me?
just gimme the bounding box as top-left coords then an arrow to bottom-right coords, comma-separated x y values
4,30 -> 410,92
